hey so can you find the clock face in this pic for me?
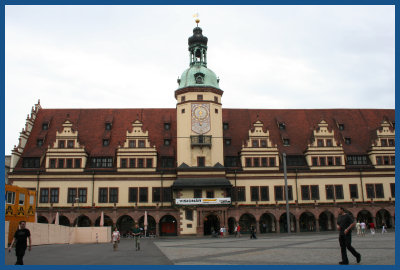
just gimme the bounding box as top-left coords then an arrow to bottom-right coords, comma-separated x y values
191,103 -> 211,134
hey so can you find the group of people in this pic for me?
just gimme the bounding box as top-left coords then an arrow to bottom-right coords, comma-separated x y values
111,224 -> 142,251
355,220 -> 388,236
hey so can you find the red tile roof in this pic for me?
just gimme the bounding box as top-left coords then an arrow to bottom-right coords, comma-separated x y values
16,108 -> 394,168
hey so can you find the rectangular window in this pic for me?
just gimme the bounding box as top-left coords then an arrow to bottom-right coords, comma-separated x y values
161,157 -> 174,168
301,185 -> 310,200
90,157 -> 113,168
349,184 -> 358,199
164,123 -> 171,130
78,188 -> 87,203
37,139 -> 43,147
335,157 -> 341,166
260,186 -> 269,201
40,188 -> 49,203
335,185 -> 344,199
327,157 -> 333,166
206,190 -> 214,198
317,139 -> 324,147
381,139 -> 388,146
99,188 -> 108,203
269,157 -> 275,167
50,159 -> 56,168
129,140 -> 136,148
390,183 -> 395,198
67,140 -> 74,148
164,139 -> 171,146
237,187 -> 246,201
214,96 -> 218,103
383,156 -> 390,165
326,185 -> 334,200
109,188 -> 118,203
58,140 -> 65,148
103,139 -> 109,146
390,156 -> 395,165
252,140 -> 259,148
389,139 -> 395,146
22,157 -> 40,168
68,188 -> 77,203
310,185 -> 319,200
50,188 -> 59,203
260,140 -> 267,147
375,184 -> 384,198
312,157 -> 318,166
42,123 -> 49,130
253,158 -> 260,167
6,191 -> 15,204
223,123 -> 229,130
366,184 -> 375,199
138,140 -> 145,148
376,156 -> 382,165
275,186 -> 283,201
75,159 -> 81,168
197,94 -> 203,100
319,157 -> 326,166
245,158 -> 252,167
66,159 -> 73,169
129,188 -> 138,203
121,159 -> 127,168
162,187 -> 172,202
194,189 -> 202,198
153,187 -> 161,202
105,123 -> 112,130
261,157 -> 268,167
251,186 -> 259,201
181,96 -> 186,102
139,187 -> 148,202
129,158 -> 136,168
18,193 -> 25,205
138,158 -> 144,168
186,209 -> 193,220
58,159 -> 64,168
146,159 -> 153,168
198,157 -> 205,167
326,139 -> 333,147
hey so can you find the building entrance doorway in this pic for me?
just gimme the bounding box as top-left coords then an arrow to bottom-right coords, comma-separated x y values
204,214 -> 220,235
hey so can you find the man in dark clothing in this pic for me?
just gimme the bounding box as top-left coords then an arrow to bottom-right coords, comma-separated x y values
132,224 -> 141,251
250,225 -> 257,239
336,207 -> 361,265
8,221 -> 32,265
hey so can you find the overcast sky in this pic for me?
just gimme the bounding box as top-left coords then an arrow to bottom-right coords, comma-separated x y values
5,5 -> 395,155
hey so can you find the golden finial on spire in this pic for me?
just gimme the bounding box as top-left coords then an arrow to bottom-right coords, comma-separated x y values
193,13 -> 200,26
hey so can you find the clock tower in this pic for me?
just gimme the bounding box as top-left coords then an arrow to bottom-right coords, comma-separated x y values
175,24 -> 224,168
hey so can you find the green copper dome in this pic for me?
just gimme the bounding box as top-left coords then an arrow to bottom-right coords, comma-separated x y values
178,65 -> 220,89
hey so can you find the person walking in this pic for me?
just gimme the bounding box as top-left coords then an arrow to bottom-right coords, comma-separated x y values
219,227 -> 224,238
132,224 -> 141,251
369,222 -> 375,235
356,221 -> 361,236
234,224 -> 238,237
250,225 -> 257,239
8,221 -> 32,265
360,221 -> 366,236
381,222 -> 387,234
237,224 -> 241,237
111,227 -> 120,251
337,207 -> 361,265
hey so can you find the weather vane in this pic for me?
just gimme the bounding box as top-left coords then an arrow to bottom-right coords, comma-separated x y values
193,13 -> 200,26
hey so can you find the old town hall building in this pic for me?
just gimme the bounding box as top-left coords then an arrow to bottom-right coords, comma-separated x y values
8,24 -> 395,237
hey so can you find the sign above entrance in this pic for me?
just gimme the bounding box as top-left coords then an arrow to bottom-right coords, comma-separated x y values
175,198 -> 231,205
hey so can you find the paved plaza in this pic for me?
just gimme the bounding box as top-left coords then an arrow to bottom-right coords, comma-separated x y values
5,231 -> 395,265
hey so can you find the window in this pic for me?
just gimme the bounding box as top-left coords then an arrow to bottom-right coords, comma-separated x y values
310,185 -> 319,200
66,159 -> 73,168
197,94 -> 203,100
129,140 -> 136,148
40,188 -> 49,203
223,123 -> 229,130
345,138 -> 351,145
103,139 -> 109,146
181,96 -> 185,102
261,157 -> 268,167
389,139 -> 395,146
139,188 -> 148,202
58,159 -> 64,169
22,158 -> 40,168
29,195 -> 34,205
105,123 -> 112,130
198,157 -> 205,167
225,156 -> 239,167
274,186 -> 292,201
312,157 -> 318,166
146,159 -> 153,168
163,188 -> 172,202
252,140 -> 259,148
390,183 -> 395,198
181,109 -> 185,114
326,185 -> 343,200
375,184 -> 384,198
335,157 -> 342,166
317,139 -> 324,147
75,159 -> 81,168
383,156 -> 389,165
251,187 -> 259,201
260,140 -> 267,147
153,187 -> 161,202
99,188 -> 108,203
109,188 -> 118,203
278,123 -> 286,130
160,157 -> 174,168
245,158 -> 252,167
283,139 -> 290,146
338,124 -> 344,130
260,186 -> 269,201
224,139 -> 231,145
50,159 -> 56,168
335,185 -> 344,199
186,209 -> 193,221
129,158 -> 136,168
376,156 -> 382,165
49,188 -> 58,203
6,191 -> 15,204
349,184 -> 358,199
90,157 -> 113,168
67,140 -> 74,148
58,140 -> 65,148
206,190 -> 214,198
366,184 -> 384,199
138,140 -> 145,148
138,159 -> 144,168
194,189 -> 202,198
253,158 -> 260,167
346,155 -> 368,165
237,187 -> 246,201
68,188 -> 77,203
18,193 -> 25,205
215,109 -> 218,114
381,139 -> 388,147
366,184 -> 374,199
42,123 -> 49,130
78,188 -> 87,203
319,157 -> 326,166
325,185 -> 334,200
327,157 -> 333,166
129,188 -> 138,203
121,159 -> 127,168
326,139 -> 333,147
390,156 -> 395,165
164,139 -> 171,146
301,185 -> 310,200
164,123 -> 171,130
37,139 -> 43,147
214,96 -> 218,103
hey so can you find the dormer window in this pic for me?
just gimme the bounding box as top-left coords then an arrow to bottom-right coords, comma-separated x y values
37,139 -> 43,147
345,138 -> 351,145
164,123 -> 171,130
105,123 -> 112,130
279,123 -> 286,130
223,123 -> 229,130
381,139 -> 388,147
58,140 -> 65,148
338,124 -> 344,130
67,140 -> 74,148
138,140 -> 145,148
103,139 -> 110,146
164,139 -> 171,146
326,139 -> 333,147
317,139 -> 324,147
224,139 -> 231,145
129,140 -> 136,148
194,72 -> 205,84
42,123 -> 49,130
389,139 -> 395,146
283,139 -> 290,146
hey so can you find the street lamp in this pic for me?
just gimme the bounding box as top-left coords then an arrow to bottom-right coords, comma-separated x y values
75,197 -> 79,227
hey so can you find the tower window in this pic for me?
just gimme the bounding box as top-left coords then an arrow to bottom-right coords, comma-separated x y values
181,96 -> 186,102
197,95 -> 203,101
214,96 -> 218,103
215,109 -> 218,114
182,109 -> 185,114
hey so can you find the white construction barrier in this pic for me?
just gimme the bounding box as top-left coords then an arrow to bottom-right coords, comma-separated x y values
5,221 -> 9,248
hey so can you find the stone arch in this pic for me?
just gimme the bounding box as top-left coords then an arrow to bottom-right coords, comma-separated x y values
319,210 -> 335,231
38,215 -> 49,224
376,209 -> 392,228
204,214 -> 220,236
259,213 -> 276,233
299,212 -> 316,232
94,215 -> 114,227
357,210 -> 373,224
279,212 -> 296,233
52,215 -> 70,226
227,217 -> 236,235
139,214 -> 156,236
239,213 -> 256,234
116,215 -> 135,235
159,215 -> 177,236
73,215 -> 92,227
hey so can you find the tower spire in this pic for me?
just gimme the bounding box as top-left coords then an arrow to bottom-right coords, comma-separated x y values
188,15 -> 208,67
